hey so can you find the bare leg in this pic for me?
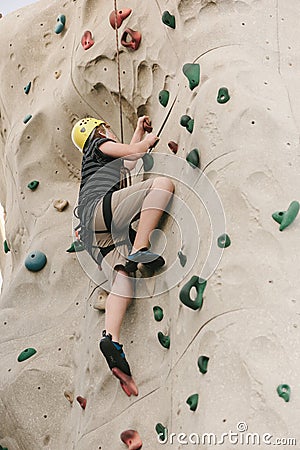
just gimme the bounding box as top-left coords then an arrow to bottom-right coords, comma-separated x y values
132,177 -> 174,253
104,269 -> 133,342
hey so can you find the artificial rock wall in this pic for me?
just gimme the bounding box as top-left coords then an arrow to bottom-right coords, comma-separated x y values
0,0 -> 300,449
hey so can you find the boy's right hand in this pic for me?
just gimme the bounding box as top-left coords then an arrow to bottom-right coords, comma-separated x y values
144,133 -> 159,149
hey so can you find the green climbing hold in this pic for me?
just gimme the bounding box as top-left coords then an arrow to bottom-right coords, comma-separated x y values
277,384 -> 290,402
66,241 -> 85,253
4,240 -> 10,254
27,180 -> 39,191
186,393 -> 199,411
155,423 -> 168,442
153,306 -> 164,322
25,250 -> 47,272
186,149 -> 200,168
217,233 -> 231,248
183,63 -> 200,90
272,211 -> 285,225
0,446 -> 9,450
55,14 -> 66,34
180,115 -> 191,127
179,276 -> 207,310
24,81 -> 31,95
158,331 -> 170,349
162,11 -> 175,29
17,347 -> 37,362
186,119 -> 194,134
217,87 -> 230,104
159,90 -> 169,107
142,153 -> 154,171
178,250 -> 187,267
198,355 -> 209,374
23,114 -> 32,124
279,201 -> 299,231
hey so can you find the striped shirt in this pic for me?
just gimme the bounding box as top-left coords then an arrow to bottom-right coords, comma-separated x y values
77,137 -> 122,230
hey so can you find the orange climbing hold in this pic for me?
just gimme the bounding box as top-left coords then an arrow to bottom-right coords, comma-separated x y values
120,430 -> 143,449
76,396 -> 87,410
121,28 -> 142,51
109,8 -> 132,29
81,31 -> 94,50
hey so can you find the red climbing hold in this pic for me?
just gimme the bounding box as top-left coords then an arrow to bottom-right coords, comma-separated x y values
109,8 -> 132,29
121,28 -> 142,51
112,367 -> 138,397
120,430 -> 143,449
81,31 -> 94,50
168,141 -> 178,154
76,396 -> 87,410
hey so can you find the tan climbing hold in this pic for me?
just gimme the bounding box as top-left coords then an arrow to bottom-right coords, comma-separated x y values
54,70 -> 61,79
53,199 -> 69,212
64,390 -> 74,404
93,289 -> 108,311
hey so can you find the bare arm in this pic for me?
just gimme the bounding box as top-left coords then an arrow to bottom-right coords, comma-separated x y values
100,133 -> 158,160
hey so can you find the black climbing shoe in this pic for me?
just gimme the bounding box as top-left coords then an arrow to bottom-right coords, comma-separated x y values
99,331 -> 131,377
125,248 -> 165,273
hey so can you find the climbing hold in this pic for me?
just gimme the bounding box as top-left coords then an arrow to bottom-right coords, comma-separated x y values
279,201 -> 299,231
27,180 -> 39,191
120,430 -> 143,450
217,233 -> 231,248
54,70 -> 61,79
183,63 -> 200,90
162,11 -> 176,29
0,446 -> 8,450
186,149 -> 200,168
121,28 -> 142,51
142,153 -> 154,171
272,211 -> 285,224
55,14 -> 66,34
143,118 -> 153,133
198,355 -> 209,374
153,306 -> 164,322
76,396 -> 87,409
64,390 -> 74,404
158,331 -> 170,349
168,141 -> 178,154
23,114 -> 32,124
66,241 -> 85,253
81,30 -> 94,50
179,276 -> 207,310
186,393 -> 199,411
93,289 -> 107,311
178,250 -> 187,267
180,115 -> 191,127
53,199 -> 69,212
109,8 -> 132,29
156,423 -> 168,442
186,119 -> 194,134
24,81 -> 31,95
277,384 -> 290,402
17,347 -> 37,362
217,87 -> 230,104
4,240 -> 10,254
25,250 -> 47,272
159,90 -> 169,107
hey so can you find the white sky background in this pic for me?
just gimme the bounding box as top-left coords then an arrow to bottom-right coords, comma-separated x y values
1,0 -> 40,16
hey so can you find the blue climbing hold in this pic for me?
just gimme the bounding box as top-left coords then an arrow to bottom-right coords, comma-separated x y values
23,114 -> 32,124
24,81 -> 31,95
18,347 -> 37,362
55,14 -> 66,34
25,250 -> 47,272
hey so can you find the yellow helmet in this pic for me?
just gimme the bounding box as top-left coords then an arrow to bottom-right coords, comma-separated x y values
71,117 -> 105,151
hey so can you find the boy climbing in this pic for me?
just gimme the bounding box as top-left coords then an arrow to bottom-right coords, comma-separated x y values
72,116 -> 174,396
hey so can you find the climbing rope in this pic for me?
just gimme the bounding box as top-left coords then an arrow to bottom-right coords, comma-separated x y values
113,1 -> 124,143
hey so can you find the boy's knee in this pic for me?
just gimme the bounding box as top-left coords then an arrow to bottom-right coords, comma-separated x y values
152,176 -> 175,193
